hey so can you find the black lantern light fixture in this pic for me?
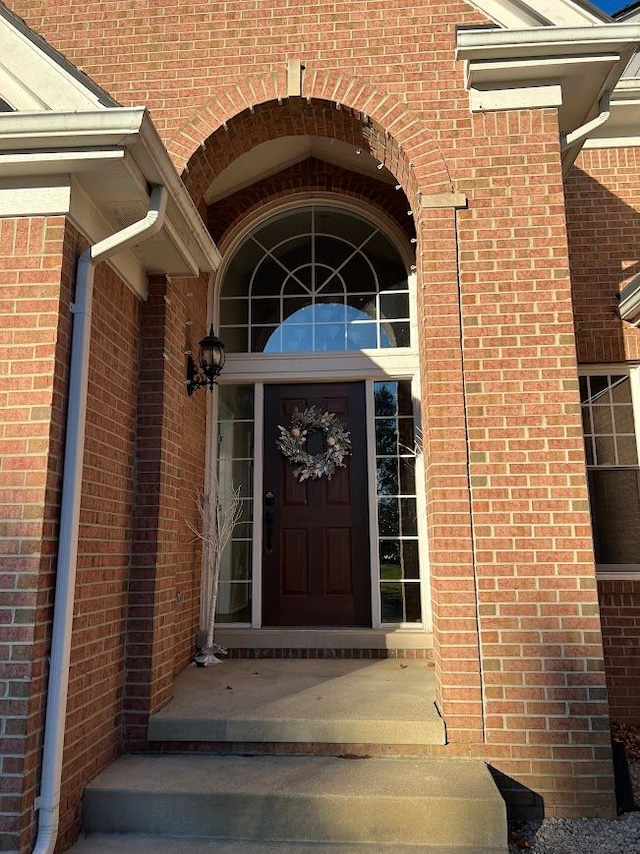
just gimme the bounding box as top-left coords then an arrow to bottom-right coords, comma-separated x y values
186,325 -> 225,395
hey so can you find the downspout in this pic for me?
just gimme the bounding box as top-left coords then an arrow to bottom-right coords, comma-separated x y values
561,91 -> 612,150
32,184 -> 168,854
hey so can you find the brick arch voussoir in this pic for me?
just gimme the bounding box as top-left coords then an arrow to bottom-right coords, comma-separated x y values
174,70 -> 452,218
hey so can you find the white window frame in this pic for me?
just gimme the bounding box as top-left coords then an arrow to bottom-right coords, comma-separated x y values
580,363 -> 640,580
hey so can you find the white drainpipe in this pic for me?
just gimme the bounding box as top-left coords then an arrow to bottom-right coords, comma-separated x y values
32,184 -> 168,854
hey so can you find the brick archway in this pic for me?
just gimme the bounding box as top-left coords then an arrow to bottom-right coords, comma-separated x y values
172,71 -> 453,216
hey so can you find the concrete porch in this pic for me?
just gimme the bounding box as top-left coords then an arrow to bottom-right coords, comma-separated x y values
70,657 -> 508,852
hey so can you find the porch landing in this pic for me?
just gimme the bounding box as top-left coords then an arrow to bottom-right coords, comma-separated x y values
148,658 -> 445,748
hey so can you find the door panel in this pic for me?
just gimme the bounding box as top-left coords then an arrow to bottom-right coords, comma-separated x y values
263,382 -> 370,626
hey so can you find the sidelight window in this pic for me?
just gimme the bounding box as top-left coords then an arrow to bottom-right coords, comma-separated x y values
374,380 -> 422,623
216,384 -> 255,621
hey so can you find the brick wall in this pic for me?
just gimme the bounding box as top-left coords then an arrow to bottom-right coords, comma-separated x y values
4,0 -> 629,824
0,215 -> 70,852
124,272 -> 208,751
598,580 -> 640,725
566,148 -> 640,729
566,148 -> 640,364
458,108 -> 613,818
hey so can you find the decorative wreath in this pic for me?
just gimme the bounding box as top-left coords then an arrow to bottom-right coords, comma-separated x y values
276,406 -> 352,482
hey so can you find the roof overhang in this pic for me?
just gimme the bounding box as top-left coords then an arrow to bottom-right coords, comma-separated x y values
457,24 -> 640,172
583,77 -> 640,148
464,0 -> 608,29
0,108 -> 221,296
619,276 -> 640,326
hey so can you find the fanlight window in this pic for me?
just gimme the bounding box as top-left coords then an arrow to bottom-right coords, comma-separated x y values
219,206 -> 411,354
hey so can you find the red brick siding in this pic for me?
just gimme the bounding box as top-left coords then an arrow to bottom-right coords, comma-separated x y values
565,148 -> 640,364
125,272 -> 208,751
598,580 -> 640,725
457,109 -> 613,817
7,1 -> 485,174
54,255 -> 142,851
2,0 -> 624,822
0,215 -> 70,853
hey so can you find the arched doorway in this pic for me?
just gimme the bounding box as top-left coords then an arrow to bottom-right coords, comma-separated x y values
213,198 -> 430,630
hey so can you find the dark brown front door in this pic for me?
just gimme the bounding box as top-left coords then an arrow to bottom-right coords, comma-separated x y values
262,382 -> 370,626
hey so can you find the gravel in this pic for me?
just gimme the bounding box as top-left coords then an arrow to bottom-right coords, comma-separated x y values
508,752 -> 640,854
508,812 -> 640,853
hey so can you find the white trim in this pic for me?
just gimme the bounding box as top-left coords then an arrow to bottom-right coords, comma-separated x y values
469,84 -> 563,113
631,367 -> 640,469
0,10 -> 117,112
0,180 -> 70,216
412,372 -> 432,633
221,351 -> 420,384
579,364 -> 640,579
213,193 -> 417,296
463,0 -> 606,29
0,148 -> 127,178
365,380 -> 381,629
252,382 -> 265,628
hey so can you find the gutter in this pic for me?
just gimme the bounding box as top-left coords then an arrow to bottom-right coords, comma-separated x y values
0,108 -> 221,273
456,23 -> 640,57
32,185 -> 168,854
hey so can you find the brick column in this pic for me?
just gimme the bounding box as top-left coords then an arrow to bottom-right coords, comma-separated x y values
124,274 -> 208,749
418,205 -> 484,744
459,108 -> 614,818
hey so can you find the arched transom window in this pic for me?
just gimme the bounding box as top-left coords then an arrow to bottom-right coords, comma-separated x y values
219,205 -> 411,354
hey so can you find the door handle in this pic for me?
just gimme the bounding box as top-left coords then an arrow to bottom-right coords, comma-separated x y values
265,491 -> 275,553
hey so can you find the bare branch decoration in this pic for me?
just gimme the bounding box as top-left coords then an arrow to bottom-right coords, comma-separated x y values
187,478 -> 242,666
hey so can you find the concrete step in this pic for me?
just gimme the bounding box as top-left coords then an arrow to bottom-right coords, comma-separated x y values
148,659 -> 445,748
81,754 -> 507,851
68,833 -> 507,853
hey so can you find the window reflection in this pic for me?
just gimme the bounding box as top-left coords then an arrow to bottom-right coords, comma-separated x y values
374,380 -> 422,624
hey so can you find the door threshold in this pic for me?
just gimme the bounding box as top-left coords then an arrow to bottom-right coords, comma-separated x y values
208,627 -> 433,658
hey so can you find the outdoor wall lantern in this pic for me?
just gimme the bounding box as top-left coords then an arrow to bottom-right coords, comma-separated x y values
186,325 -> 225,395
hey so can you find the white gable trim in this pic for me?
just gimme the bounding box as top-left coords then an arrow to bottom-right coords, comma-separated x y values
466,0 -> 608,28
0,8 -> 117,112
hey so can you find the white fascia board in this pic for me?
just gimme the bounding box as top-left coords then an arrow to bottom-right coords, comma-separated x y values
0,149 -> 127,178
618,276 -> 640,325
466,54 -> 621,89
135,114 -> 221,272
456,24 -> 640,62
0,108 -> 146,151
458,24 -> 640,166
0,176 -> 71,216
583,78 -> 640,147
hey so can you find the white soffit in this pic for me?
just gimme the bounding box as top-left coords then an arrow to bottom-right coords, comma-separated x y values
584,78 -> 640,148
465,0 -> 608,28
205,136 -> 396,205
